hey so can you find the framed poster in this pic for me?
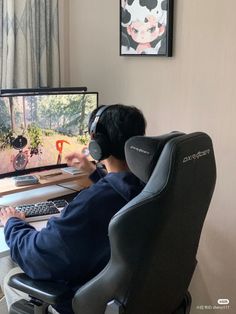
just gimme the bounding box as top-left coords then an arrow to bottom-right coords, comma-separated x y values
120,0 -> 174,56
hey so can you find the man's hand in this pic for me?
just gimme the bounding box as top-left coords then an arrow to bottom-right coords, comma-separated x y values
0,207 -> 25,227
65,151 -> 96,175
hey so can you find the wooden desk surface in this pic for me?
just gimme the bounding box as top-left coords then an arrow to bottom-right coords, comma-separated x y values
0,170 -> 92,197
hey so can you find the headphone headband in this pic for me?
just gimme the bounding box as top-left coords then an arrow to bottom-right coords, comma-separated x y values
90,105 -> 111,135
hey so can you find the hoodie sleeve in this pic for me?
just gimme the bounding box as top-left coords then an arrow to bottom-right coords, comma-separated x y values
4,216 -> 73,280
3,188 -> 101,281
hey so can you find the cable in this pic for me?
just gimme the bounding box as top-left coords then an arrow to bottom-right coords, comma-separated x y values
56,184 -> 82,192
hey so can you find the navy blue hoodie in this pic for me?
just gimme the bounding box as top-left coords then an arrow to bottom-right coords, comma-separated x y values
4,169 -> 144,313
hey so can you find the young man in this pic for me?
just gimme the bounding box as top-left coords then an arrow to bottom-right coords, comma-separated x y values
0,104 -> 146,314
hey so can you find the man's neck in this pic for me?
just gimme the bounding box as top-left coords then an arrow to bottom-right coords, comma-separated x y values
103,156 -> 129,173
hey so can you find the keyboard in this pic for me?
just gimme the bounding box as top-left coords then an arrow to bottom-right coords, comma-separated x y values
4,199 -> 69,223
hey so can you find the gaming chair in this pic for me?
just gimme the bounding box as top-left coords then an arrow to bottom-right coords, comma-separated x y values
8,131 -> 216,314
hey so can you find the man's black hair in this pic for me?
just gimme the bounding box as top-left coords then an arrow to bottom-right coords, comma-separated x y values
89,104 -> 146,160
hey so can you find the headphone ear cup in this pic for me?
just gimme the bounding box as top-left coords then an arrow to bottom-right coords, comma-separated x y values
89,133 -> 110,161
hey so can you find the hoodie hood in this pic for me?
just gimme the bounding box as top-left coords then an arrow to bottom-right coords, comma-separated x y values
104,171 -> 145,202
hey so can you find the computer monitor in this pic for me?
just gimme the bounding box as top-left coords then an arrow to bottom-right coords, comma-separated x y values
0,88 -> 98,179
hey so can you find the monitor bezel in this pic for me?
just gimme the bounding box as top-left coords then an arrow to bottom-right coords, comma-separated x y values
0,87 -> 98,179
0,86 -> 87,96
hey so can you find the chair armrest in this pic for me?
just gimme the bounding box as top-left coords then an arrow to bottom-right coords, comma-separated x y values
8,273 -> 71,305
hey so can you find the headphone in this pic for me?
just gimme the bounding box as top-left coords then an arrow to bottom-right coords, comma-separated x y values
88,105 -> 112,161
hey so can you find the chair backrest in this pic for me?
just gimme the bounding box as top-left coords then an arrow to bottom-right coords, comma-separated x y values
72,132 -> 216,314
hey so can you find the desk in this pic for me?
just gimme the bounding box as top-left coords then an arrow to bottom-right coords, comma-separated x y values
0,173 -> 92,258
0,169 -> 91,196
0,227 -> 10,258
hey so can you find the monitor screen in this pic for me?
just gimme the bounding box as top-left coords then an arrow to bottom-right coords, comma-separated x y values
0,88 -> 98,178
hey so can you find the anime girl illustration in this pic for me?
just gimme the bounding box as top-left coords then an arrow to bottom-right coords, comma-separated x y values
121,0 -> 169,55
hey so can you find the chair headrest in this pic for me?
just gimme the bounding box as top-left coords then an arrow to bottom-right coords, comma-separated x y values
125,132 -> 185,183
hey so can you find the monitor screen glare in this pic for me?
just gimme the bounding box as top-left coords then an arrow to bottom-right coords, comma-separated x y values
0,90 -> 98,178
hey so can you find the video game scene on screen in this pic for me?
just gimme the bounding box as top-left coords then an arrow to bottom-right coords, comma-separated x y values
0,93 -> 97,175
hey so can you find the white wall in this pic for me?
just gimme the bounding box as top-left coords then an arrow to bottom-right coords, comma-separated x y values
61,1 -> 236,312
